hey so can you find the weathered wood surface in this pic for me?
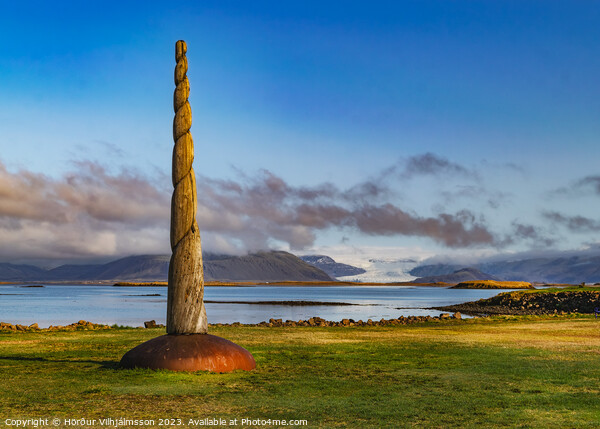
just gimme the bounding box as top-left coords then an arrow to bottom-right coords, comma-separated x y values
167,40 -> 207,334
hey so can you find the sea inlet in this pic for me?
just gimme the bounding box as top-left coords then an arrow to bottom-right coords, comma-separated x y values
0,284 -> 514,327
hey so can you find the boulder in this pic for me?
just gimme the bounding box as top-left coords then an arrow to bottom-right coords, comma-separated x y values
144,320 -> 157,328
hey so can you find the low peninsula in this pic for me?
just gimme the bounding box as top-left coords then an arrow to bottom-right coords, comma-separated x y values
450,280 -> 533,289
435,286 -> 600,315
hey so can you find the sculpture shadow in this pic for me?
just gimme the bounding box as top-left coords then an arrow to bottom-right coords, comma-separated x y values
0,355 -> 120,369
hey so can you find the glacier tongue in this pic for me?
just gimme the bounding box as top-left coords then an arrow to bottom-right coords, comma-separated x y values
337,258 -> 419,283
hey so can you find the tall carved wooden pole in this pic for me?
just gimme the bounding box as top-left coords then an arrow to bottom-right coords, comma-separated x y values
168,40 -> 207,334
120,41 -> 255,372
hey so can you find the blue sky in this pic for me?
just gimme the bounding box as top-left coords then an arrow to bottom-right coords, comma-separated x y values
0,1 -> 599,265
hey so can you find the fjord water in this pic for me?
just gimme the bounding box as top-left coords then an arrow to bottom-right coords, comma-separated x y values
0,284 -> 509,328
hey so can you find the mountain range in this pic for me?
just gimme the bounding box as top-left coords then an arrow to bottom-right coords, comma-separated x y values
2,251 -> 599,284
410,254 -> 600,284
0,251 -> 332,282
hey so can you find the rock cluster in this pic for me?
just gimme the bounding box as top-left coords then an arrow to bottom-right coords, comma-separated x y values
0,320 -> 110,332
0,322 -> 40,331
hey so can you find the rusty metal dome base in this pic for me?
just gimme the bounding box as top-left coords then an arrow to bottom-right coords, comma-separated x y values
119,334 -> 256,372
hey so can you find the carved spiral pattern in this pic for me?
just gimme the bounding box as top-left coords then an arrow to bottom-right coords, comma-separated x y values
167,40 -> 208,334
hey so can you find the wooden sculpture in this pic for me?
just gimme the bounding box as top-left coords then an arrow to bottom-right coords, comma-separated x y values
168,40 -> 207,334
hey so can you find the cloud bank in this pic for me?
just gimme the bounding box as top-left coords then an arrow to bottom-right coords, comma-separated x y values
552,175 -> 600,197
0,152 -> 566,262
544,211 -> 600,233
0,161 -> 170,262
197,169 -> 496,250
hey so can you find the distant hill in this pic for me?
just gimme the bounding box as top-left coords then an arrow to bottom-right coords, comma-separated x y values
0,251 -> 332,282
414,267 -> 501,284
300,255 -> 366,278
409,264 -> 462,278
0,262 -> 47,281
411,255 -> 600,284
93,255 -> 171,280
203,251 -> 332,281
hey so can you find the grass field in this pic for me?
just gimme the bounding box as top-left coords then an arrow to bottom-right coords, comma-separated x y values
1,316 -> 599,428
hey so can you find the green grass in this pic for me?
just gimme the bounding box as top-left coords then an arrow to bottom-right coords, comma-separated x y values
1,317 -> 600,428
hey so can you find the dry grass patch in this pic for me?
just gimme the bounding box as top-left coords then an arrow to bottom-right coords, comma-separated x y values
452,280 -> 533,289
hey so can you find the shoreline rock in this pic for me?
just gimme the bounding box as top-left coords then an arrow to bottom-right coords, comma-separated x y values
0,320 -> 110,332
0,313 -> 465,332
211,313 -> 464,327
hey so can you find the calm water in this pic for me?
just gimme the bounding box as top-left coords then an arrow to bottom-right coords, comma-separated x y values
0,284 -> 511,327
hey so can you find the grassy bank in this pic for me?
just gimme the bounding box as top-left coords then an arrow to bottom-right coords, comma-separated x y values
1,317 -> 599,428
